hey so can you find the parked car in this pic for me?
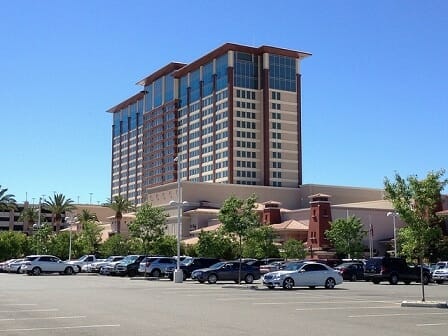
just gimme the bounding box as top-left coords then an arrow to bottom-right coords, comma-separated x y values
100,260 -> 124,275
114,255 -> 146,277
260,261 -> 286,274
262,261 -> 343,290
6,258 -> 25,273
138,257 -> 177,277
334,261 -> 365,281
0,259 -> 17,272
191,261 -> 261,284
166,257 -> 221,280
432,261 -> 448,284
65,255 -> 102,273
364,257 -> 430,285
89,256 -> 124,273
21,255 -> 77,276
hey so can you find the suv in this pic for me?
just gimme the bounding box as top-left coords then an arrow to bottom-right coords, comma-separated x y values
138,257 -> 177,277
364,257 -> 430,285
114,255 -> 146,277
21,255 -> 77,276
432,261 -> 448,284
165,257 -> 221,280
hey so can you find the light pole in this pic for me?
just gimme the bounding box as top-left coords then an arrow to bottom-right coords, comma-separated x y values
387,212 -> 399,256
65,215 -> 78,261
170,156 -> 184,283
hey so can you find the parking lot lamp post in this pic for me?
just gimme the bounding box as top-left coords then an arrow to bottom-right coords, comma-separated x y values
65,216 -> 77,261
387,212 -> 398,256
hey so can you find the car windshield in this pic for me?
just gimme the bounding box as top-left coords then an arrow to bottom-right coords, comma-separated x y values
121,256 -> 138,264
209,262 -> 226,269
181,257 -> 194,266
283,262 -> 304,271
436,262 -> 447,269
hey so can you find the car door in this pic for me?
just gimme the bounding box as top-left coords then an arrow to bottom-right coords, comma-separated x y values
219,263 -> 235,281
50,256 -> 63,272
294,264 -> 316,286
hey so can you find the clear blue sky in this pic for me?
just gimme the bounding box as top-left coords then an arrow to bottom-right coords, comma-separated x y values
1,1 -> 447,205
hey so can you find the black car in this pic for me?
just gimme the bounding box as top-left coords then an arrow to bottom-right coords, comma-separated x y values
166,257 -> 221,280
191,261 -> 261,284
114,255 -> 146,277
364,257 -> 430,285
334,261 -> 365,281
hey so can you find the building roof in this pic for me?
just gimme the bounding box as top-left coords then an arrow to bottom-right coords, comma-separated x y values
181,236 -> 199,245
333,199 -> 394,210
269,219 -> 309,231
189,223 -> 222,234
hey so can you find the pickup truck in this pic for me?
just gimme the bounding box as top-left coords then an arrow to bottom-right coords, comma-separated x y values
364,257 -> 430,285
66,255 -> 103,273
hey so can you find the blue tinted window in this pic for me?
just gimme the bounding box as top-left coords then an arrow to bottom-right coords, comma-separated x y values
269,55 -> 296,91
203,62 -> 213,96
165,74 -> 174,102
234,52 -> 258,89
113,112 -> 121,137
190,69 -> 200,102
130,103 -> 137,130
154,78 -> 163,107
121,108 -> 128,133
179,76 -> 188,107
145,85 -> 153,112
216,54 -> 228,91
137,98 -> 143,114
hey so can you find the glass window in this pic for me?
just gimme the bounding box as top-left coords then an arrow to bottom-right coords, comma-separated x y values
154,78 -> 163,107
145,84 -> 153,112
165,74 -> 174,102
216,54 -> 228,91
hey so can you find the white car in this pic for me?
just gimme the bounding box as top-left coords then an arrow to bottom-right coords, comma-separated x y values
90,256 -> 124,273
263,261 -> 343,290
21,255 -> 77,276
432,261 -> 448,284
6,258 -> 25,273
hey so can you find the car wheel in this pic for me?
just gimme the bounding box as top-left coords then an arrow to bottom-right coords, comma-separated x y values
198,280 -> 205,283
16,267 -> 21,274
207,274 -> 218,284
404,280 -> 411,285
436,280 -> 444,284
64,267 -> 74,275
309,286 -> 316,289
32,267 -> 41,276
245,274 -> 254,284
422,274 -> 429,285
389,274 -> 399,285
183,273 -> 188,281
350,274 -> 357,282
128,269 -> 137,277
282,277 -> 294,290
267,285 -> 275,290
372,279 -> 380,284
325,277 -> 336,289
151,269 -> 161,278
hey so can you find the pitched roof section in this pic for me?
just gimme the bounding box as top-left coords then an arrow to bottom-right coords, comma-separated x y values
269,219 -> 309,231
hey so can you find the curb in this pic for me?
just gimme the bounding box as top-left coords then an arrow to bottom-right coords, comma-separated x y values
221,284 -> 260,290
401,300 -> 448,308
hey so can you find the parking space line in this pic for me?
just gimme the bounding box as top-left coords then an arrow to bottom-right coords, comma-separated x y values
254,300 -> 395,305
0,304 -> 37,306
0,316 -> 86,322
0,324 -> 120,332
0,309 -> 58,313
349,312 -> 448,318
296,305 -> 400,311
416,323 -> 447,327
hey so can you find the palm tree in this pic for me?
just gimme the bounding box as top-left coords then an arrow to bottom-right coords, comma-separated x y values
78,209 -> 97,230
107,195 -> 134,234
19,206 -> 38,235
0,185 -> 17,211
43,193 -> 75,232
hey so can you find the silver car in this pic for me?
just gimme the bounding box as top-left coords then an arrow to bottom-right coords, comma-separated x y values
21,255 -> 77,276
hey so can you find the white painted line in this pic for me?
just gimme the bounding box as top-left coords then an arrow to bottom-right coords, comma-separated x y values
0,316 -> 86,322
0,309 -> 58,313
296,305 -> 400,311
0,324 -> 120,332
254,300 -> 395,305
0,304 -> 37,306
416,323 -> 447,327
349,312 -> 448,318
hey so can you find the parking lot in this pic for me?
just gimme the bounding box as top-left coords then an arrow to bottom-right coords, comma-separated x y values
0,273 -> 446,336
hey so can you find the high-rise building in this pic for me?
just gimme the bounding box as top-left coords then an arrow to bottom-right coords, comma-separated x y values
107,43 -> 311,206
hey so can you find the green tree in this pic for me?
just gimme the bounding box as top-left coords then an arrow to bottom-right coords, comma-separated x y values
384,169 -> 448,301
243,226 -> 280,259
128,203 -> 167,256
107,195 -> 134,234
47,231 -> 71,259
196,229 -> 237,260
152,235 -> 178,256
20,206 -> 39,235
0,185 -> 17,211
44,193 -> 75,232
0,231 -> 29,260
78,209 -> 98,229
282,239 -> 307,260
325,215 -> 366,259
76,220 -> 102,255
99,234 -> 129,257
29,222 -> 53,255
